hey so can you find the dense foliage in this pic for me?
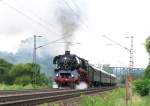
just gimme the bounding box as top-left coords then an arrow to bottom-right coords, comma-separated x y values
144,65 -> 150,79
133,36 -> 150,96
145,36 -> 150,55
144,36 -> 150,79
134,79 -> 150,96
0,59 -> 13,84
0,50 -> 54,77
0,58 -> 51,86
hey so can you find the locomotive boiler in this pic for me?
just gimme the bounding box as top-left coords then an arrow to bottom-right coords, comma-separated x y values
53,51 -> 116,89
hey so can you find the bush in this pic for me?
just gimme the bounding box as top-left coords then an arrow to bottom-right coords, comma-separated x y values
144,65 -> 150,79
14,76 -> 32,86
0,59 -> 13,84
134,79 -> 150,96
10,63 -> 49,86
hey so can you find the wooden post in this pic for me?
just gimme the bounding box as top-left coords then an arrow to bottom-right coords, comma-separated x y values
125,74 -> 133,105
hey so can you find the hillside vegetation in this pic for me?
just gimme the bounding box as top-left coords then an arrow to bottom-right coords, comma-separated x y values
0,58 -> 51,89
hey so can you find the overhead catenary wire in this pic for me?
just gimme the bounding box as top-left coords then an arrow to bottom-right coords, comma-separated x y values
14,0 -> 81,49
0,0 -> 71,39
63,0 -> 131,52
13,0 -> 58,34
36,39 -> 80,49
0,0 -> 59,34
0,0 -> 98,46
62,0 -> 102,41
102,35 -> 130,51
62,0 -> 131,59
0,0 -> 76,47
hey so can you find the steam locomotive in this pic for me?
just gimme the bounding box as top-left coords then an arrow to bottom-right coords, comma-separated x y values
53,51 -> 116,89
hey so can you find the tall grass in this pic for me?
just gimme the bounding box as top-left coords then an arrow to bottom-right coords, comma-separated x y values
80,88 -> 150,106
0,84 -> 50,90
80,88 -> 124,106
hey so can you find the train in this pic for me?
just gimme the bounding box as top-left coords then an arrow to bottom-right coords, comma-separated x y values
53,51 -> 116,89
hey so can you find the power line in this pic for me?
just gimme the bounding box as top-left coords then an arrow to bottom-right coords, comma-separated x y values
36,36 -> 80,49
103,35 -> 130,51
1,0 -> 101,45
13,0 -> 58,34
62,0 -> 101,41
67,0 -> 92,26
0,0 -> 60,35
0,0 -> 76,48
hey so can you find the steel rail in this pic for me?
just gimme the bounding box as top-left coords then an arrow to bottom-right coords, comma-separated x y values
0,89 -> 85,102
0,88 -> 68,95
0,87 -> 115,106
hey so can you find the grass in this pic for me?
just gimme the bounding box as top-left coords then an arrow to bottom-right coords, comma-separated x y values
80,88 -> 150,106
127,94 -> 150,106
0,84 -> 50,90
38,88 -> 150,106
2,85 -> 148,106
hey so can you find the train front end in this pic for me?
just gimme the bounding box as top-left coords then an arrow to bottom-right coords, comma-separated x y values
53,51 -> 79,88
55,70 -> 79,88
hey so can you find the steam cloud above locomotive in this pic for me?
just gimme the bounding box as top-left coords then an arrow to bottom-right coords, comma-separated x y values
56,3 -> 81,51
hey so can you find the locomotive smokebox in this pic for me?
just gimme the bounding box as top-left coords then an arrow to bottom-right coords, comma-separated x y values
65,51 -> 70,55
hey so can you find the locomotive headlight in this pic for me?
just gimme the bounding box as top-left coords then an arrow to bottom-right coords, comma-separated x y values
56,73 -> 59,77
71,74 -> 74,78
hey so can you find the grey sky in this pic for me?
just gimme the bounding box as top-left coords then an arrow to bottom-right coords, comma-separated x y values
0,0 -> 149,68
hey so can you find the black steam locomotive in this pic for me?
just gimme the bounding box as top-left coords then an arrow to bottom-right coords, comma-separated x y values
53,51 -> 116,89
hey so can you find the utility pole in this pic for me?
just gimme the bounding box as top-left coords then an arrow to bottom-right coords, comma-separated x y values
33,35 -> 36,85
103,35 -> 134,73
129,36 -> 134,73
33,35 -> 42,85
33,35 -> 36,64
103,35 -> 134,105
125,36 -> 134,105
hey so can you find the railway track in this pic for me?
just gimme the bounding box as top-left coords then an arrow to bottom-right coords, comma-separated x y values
0,88 -> 68,95
0,87 -> 115,106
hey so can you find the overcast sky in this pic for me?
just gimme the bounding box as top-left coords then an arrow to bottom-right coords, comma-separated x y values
0,0 -> 149,68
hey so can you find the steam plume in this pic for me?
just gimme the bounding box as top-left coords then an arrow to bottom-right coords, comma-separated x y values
56,4 -> 81,51
76,82 -> 88,90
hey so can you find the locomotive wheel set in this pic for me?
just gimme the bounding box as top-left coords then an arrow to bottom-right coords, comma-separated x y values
53,51 -> 116,89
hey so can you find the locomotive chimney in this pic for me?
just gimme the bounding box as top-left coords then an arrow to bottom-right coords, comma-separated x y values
65,51 -> 70,55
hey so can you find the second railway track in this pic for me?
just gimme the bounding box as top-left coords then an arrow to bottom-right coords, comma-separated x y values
0,88 -> 66,95
0,87 -> 116,106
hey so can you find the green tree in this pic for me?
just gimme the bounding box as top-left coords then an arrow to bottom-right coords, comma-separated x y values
15,76 -> 32,86
0,59 -> 13,84
133,36 -> 150,96
134,79 -> 150,96
144,65 -> 150,79
10,63 -> 48,86
144,36 -> 150,79
145,36 -> 150,55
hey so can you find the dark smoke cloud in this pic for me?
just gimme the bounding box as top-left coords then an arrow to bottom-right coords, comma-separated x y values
56,4 -> 81,51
